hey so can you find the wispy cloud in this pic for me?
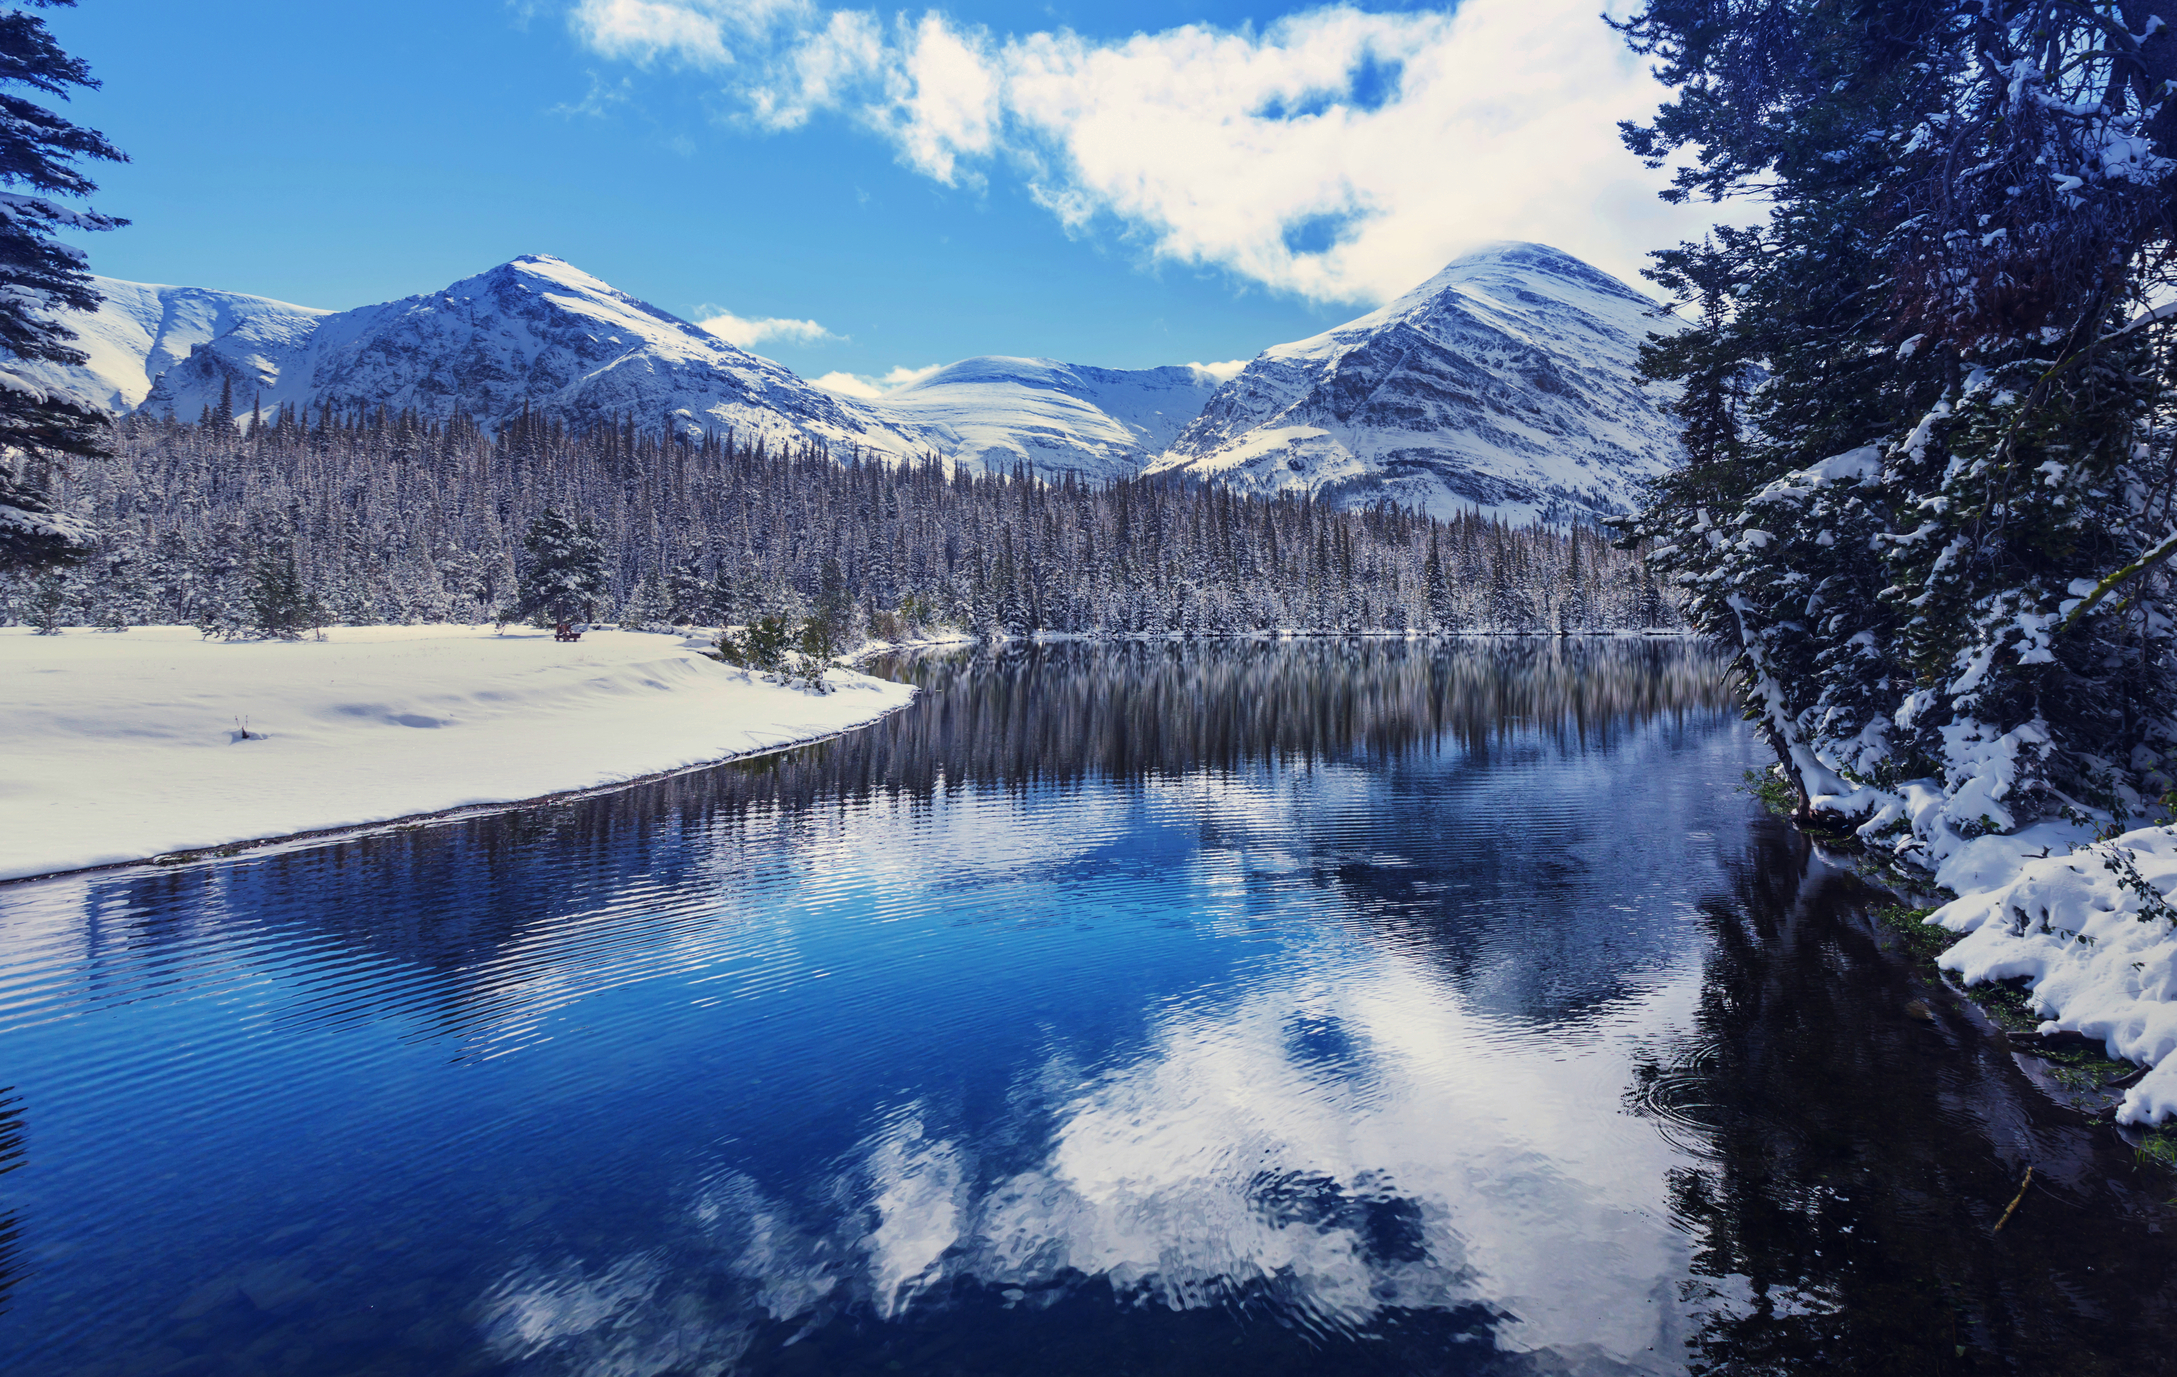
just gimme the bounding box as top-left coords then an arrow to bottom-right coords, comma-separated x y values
552,72 -> 635,118
569,0 -> 788,66
560,0 -> 1731,303
809,363 -> 942,399
695,307 -> 839,348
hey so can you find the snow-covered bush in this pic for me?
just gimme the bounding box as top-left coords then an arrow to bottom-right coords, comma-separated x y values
1934,823 -> 2177,1124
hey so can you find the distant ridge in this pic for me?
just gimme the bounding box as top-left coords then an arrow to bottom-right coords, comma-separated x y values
872,357 -> 1228,483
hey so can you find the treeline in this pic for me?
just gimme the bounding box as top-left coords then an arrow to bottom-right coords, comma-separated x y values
3,405 -> 1682,637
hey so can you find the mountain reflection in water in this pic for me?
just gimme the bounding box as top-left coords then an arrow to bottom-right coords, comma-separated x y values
0,639 -> 2172,1377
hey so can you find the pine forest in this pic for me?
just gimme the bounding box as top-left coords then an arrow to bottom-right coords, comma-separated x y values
4,404 -> 1681,640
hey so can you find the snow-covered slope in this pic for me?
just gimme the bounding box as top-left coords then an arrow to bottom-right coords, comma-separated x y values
0,624 -> 915,881
10,277 -> 328,415
1147,244 -> 1682,522
143,256 -> 940,462
873,357 -> 1226,481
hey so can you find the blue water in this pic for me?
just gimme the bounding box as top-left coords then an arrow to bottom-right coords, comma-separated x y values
4,640 -> 2174,1377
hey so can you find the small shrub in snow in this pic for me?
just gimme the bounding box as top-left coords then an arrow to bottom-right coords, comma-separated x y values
715,615 -> 835,693
791,617 -> 838,694
1935,824 -> 2177,1123
2095,839 -> 2177,928
716,616 -> 793,677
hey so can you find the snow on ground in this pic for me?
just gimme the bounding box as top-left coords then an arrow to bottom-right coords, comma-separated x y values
1923,821 -> 2177,1125
0,624 -> 915,882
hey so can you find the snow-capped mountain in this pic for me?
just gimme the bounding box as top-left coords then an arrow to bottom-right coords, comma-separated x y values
143,256 -> 938,462
872,357 -> 1229,482
11,277 -> 327,415
1147,243 -> 1682,522
58,243 -> 1684,517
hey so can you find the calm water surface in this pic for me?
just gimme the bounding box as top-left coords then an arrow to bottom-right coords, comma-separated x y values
3,640 -> 2175,1376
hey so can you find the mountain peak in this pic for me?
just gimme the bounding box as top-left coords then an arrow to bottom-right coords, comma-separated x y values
1149,244 -> 1683,522
453,254 -> 623,301
1393,241 -> 1656,315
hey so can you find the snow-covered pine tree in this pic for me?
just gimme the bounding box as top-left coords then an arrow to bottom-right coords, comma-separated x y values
813,554 -> 855,646
0,0 -> 125,574
514,507 -> 609,624
244,541 -> 323,640
1616,0 -> 2177,850
87,546 -> 138,630
27,569 -> 63,632
664,558 -> 712,625
619,572 -> 671,631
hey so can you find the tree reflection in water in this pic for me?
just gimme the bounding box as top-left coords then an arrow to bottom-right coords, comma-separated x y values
1640,818 -> 2177,1376
0,1091 -> 23,1319
6,639 -> 2176,1376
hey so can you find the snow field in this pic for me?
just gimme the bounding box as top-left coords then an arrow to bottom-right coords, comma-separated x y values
0,625 -> 915,881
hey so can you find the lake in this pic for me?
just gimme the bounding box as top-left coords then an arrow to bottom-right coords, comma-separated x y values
4,639 -> 2174,1376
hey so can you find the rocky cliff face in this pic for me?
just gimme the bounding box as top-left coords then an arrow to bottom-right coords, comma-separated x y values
1146,243 -> 1683,522
143,255 -> 938,461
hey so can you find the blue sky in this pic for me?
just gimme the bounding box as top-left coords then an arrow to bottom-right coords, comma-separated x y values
54,0 -> 1725,389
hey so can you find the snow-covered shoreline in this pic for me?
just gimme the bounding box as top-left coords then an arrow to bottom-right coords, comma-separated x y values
0,625 -> 916,883
1904,818 -> 2177,1126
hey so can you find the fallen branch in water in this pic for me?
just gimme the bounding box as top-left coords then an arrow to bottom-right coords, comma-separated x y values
1992,1166 -> 2035,1234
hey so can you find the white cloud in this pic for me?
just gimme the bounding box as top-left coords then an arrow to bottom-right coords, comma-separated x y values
809,369 -> 881,398
810,363 -> 942,398
695,308 -> 839,348
748,10 -> 886,129
567,0 -> 1738,304
877,13 -> 1002,183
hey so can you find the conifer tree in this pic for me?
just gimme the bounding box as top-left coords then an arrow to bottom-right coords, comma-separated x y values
1615,0 -> 2177,841
664,558 -> 712,624
245,543 -> 324,640
0,0 -> 125,573
620,572 -> 671,631
514,507 -> 608,623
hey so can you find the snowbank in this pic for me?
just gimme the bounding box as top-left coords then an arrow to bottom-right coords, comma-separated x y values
1927,822 -> 2177,1124
0,625 -> 915,882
